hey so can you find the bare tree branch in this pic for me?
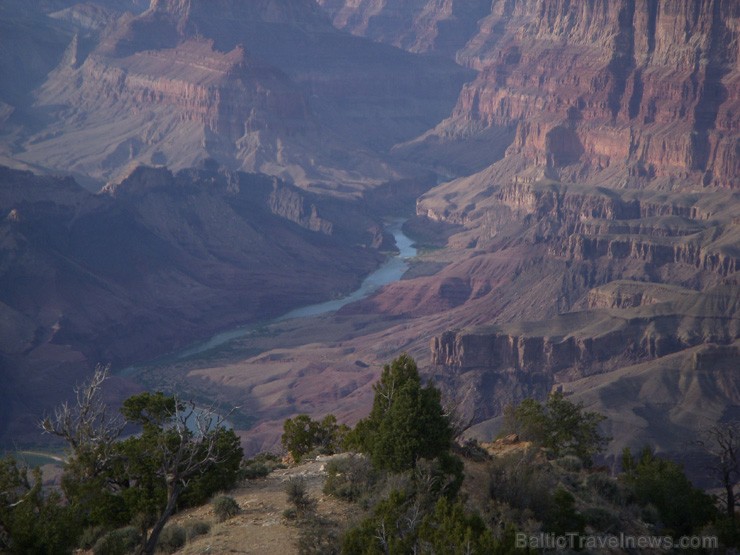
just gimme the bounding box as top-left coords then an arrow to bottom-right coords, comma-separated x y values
40,364 -> 124,451
40,364 -> 125,478
695,421 -> 740,518
137,398 -> 237,555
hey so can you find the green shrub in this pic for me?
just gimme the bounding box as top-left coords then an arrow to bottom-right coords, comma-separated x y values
545,488 -> 585,536
503,392 -> 609,466
212,495 -> 241,522
282,415 -> 347,462
242,461 -> 270,479
285,477 -> 315,515
92,526 -> 140,555
417,497 -> 502,554
488,449 -> 555,521
296,514 -> 340,555
79,525 -> 105,550
583,506 -> 620,532
241,452 -> 283,480
459,438 -> 489,462
585,472 -> 622,504
622,446 -> 718,535
555,455 -> 583,472
183,520 -> 211,541
157,524 -> 186,553
323,455 -> 377,502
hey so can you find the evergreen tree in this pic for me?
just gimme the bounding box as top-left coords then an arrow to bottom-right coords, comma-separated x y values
0,457 -> 79,554
281,414 -> 347,462
504,391 -> 608,466
621,446 -> 717,536
43,369 -> 243,555
349,354 -> 452,472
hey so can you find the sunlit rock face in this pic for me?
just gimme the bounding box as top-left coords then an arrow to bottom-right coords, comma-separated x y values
334,0 -> 739,189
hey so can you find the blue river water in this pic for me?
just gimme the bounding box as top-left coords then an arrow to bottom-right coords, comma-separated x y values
169,219 -> 416,361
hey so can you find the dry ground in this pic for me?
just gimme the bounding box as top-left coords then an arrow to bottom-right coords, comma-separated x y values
173,455 -> 355,555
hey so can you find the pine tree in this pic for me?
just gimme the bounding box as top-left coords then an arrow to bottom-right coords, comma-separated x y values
349,354 -> 452,472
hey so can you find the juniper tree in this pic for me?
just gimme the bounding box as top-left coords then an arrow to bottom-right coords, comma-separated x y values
43,370 -> 243,555
348,354 -> 453,472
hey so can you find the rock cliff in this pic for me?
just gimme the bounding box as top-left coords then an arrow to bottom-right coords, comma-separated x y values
317,0 -> 491,58
432,285 -> 740,372
436,0 -> 738,188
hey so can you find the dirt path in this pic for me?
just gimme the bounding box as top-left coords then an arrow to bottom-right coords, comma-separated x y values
177,456 -> 352,554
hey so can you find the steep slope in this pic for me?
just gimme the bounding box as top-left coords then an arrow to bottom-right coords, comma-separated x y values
404,0 -> 740,188
317,0 -> 491,59
0,164 -> 385,444
11,0 -> 471,190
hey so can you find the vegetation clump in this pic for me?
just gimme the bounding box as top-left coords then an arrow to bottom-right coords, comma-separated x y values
241,452 -> 283,479
91,526 -> 140,555
323,454 -> 378,503
502,390 -> 609,466
156,524 -> 186,553
38,367 -> 242,554
334,355 -> 496,553
282,414 -> 348,462
285,477 -> 316,517
183,520 -> 211,541
621,446 -> 717,536
346,353 -> 454,472
212,495 -> 241,523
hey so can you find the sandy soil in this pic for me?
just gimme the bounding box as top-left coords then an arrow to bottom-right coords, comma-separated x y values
174,455 -> 354,555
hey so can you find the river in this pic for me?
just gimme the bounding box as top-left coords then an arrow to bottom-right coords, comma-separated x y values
166,218 -> 416,361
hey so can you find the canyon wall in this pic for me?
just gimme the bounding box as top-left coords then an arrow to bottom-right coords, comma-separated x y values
331,0 -> 740,189
317,0 -> 491,58
13,0 -> 471,189
431,286 -> 740,374
447,0 -> 740,189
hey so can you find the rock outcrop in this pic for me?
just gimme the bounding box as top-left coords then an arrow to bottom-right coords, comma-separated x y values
432,285 -> 740,372
430,285 -> 740,433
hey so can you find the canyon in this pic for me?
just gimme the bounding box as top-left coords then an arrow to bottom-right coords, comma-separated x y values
0,164 -> 385,443
0,0 -> 738,469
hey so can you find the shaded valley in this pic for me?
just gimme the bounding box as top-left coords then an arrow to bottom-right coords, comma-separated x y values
0,164 -> 388,443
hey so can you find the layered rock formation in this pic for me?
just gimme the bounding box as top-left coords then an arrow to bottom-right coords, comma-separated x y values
385,0 -> 740,459
10,0 -> 470,190
317,0 -> 491,58
420,173 -> 739,431
325,0 -> 738,189
1,0 -> 738,466
432,286 -> 740,372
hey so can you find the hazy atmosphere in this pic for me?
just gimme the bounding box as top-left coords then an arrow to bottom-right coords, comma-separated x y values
0,1 -> 738,553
